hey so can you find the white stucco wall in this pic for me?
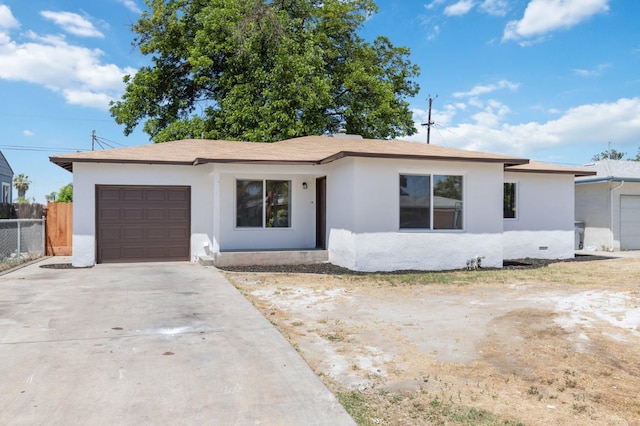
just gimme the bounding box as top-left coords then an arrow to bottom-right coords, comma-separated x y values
575,183 -> 612,250
575,181 -> 640,251
215,164 -> 323,251
327,157 -> 504,271
72,162 -> 215,267
503,172 -> 575,259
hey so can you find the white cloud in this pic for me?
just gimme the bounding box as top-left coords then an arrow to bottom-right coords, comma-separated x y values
503,0 -> 610,43
572,63 -> 611,78
453,80 -> 519,98
0,4 -> 19,29
116,0 -> 143,14
23,130 -> 35,137
479,0 -> 508,16
470,99 -> 511,127
63,90 -> 114,109
41,11 -> 104,38
444,0 -> 475,16
406,97 -> 640,161
427,24 -> 440,41
425,0 -> 447,10
0,30 -> 136,110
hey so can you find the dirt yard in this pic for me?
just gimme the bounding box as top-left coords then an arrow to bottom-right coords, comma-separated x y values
225,257 -> 640,426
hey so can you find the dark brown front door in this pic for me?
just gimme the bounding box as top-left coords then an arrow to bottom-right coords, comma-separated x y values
96,185 -> 190,263
315,177 -> 326,249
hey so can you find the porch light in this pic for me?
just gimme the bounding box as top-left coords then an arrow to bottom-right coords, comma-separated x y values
302,182 -> 308,189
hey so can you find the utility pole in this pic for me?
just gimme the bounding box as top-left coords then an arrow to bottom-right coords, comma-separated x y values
421,95 -> 437,144
91,130 -> 96,151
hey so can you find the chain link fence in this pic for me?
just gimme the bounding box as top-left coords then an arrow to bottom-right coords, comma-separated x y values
0,219 -> 45,270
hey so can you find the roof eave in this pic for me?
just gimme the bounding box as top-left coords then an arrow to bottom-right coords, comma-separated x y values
193,158 -> 321,166
508,168 -> 597,177
320,151 -> 527,165
49,157 -> 195,172
576,177 -> 640,184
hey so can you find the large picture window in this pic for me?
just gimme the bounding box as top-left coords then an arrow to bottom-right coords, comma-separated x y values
236,179 -> 291,228
400,174 -> 463,230
503,182 -> 517,219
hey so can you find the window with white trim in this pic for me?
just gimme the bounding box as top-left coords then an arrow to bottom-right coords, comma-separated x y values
236,179 -> 291,228
400,174 -> 463,230
2,183 -> 10,204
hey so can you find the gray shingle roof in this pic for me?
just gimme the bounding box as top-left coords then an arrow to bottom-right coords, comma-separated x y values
576,159 -> 640,182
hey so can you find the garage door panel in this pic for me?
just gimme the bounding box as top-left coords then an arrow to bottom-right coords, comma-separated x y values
166,247 -> 189,257
122,208 -> 145,220
99,208 -> 121,220
167,227 -> 189,238
100,189 -> 121,200
122,228 -> 145,239
145,227 -> 169,239
621,195 -> 640,250
168,208 -> 189,220
168,190 -> 189,201
145,208 -> 168,220
97,185 -> 191,263
146,190 -> 167,201
99,226 -> 123,239
122,189 -> 145,201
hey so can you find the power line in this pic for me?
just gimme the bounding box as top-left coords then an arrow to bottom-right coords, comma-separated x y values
0,111 -> 113,122
0,144 -> 84,152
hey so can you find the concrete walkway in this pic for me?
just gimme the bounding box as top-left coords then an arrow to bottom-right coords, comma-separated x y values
0,258 -> 354,425
576,249 -> 640,258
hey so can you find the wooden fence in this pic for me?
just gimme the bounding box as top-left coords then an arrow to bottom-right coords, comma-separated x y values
45,203 -> 72,256
0,203 -> 46,219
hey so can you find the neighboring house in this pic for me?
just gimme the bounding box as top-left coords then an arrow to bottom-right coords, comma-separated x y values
575,160 -> 640,251
0,151 -> 13,204
49,136 -> 593,271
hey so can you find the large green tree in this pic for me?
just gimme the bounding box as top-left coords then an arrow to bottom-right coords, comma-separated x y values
110,0 -> 420,142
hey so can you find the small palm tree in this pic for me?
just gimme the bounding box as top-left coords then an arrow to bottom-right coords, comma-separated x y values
13,173 -> 31,199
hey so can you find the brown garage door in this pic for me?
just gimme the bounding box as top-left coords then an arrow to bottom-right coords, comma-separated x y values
96,185 -> 191,263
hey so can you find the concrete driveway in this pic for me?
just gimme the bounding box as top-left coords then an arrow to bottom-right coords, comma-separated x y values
0,258 -> 354,425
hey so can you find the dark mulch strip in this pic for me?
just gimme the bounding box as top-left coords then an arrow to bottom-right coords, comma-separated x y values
219,254 -> 614,275
39,263 -> 94,270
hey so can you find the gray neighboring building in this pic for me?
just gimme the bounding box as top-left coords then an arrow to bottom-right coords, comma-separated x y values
0,151 -> 13,204
575,160 -> 640,251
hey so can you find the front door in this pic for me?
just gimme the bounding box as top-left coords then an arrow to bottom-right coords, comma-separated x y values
315,177 -> 326,249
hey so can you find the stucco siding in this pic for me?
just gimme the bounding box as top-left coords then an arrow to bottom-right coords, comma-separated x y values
576,182 -> 640,251
216,163 -> 321,251
575,183 -> 612,250
504,172 -> 575,259
327,158 -> 504,271
72,162 -> 214,267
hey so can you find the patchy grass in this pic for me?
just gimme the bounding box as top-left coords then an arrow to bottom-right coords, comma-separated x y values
227,257 -> 640,425
0,256 -> 42,273
336,390 -> 524,426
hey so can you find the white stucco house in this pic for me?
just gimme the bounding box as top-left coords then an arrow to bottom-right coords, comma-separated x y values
575,160 -> 640,251
49,135 -> 593,271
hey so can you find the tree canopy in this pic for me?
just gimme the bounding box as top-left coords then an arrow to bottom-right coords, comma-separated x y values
55,183 -> 73,203
13,173 -> 31,199
592,148 -> 626,161
110,0 -> 420,142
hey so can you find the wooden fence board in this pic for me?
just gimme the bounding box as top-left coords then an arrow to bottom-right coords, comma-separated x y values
46,203 -> 72,256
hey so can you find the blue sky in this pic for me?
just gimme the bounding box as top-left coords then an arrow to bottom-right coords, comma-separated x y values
0,0 -> 638,203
